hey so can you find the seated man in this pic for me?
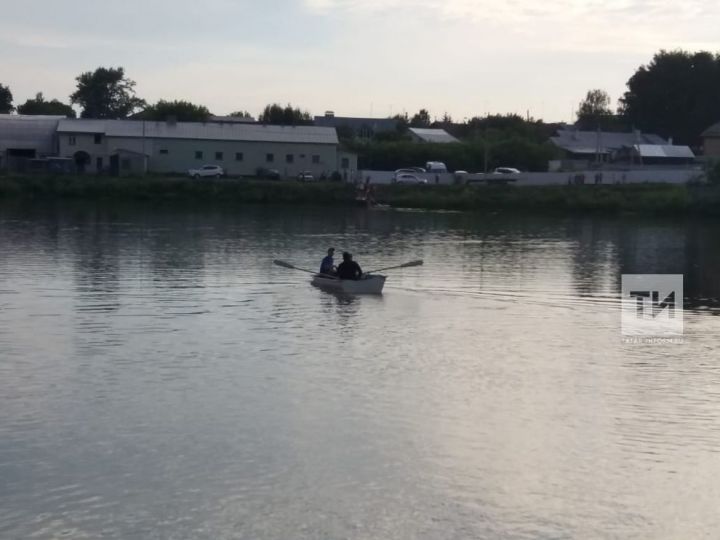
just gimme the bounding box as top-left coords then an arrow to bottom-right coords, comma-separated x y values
320,248 -> 336,275
336,252 -> 363,280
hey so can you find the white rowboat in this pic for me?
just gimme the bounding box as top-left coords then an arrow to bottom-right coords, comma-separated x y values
311,274 -> 386,294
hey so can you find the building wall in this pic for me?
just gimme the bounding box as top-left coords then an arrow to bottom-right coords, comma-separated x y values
58,133 -> 339,177
704,137 -> 720,157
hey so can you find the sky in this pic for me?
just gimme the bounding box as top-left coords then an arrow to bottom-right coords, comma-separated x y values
1,0 -> 719,122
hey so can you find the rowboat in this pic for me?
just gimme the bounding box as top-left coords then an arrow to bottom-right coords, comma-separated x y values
311,274 -> 386,294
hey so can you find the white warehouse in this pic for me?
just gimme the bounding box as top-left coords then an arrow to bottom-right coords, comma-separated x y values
56,119 -> 356,178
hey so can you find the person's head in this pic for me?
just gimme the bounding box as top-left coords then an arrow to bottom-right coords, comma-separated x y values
327,248 -> 335,256
342,251 -> 352,261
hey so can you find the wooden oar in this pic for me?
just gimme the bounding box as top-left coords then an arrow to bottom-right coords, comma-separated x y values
273,259 -> 338,279
365,260 -> 424,274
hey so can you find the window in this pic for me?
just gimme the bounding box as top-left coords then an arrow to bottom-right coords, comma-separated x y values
312,155 -> 320,164
235,152 -> 243,161
286,154 -> 294,164
159,149 -> 169,155
195,151 -> 203,160
94,134 -> 102,144
341,157 -> 350,169
68,136 -> 76,146
215,151 -> 223,160
266,153 -> 274,163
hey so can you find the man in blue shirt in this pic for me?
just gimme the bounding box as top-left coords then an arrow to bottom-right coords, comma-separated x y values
320,248 -> 336,275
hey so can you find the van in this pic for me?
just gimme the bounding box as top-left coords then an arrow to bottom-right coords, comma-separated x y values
425,161 -> 447,173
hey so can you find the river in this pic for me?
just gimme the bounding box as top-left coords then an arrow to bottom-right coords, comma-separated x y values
1,202 -> 719,539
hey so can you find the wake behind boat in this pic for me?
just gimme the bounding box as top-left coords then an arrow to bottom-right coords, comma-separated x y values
311,273 -> 386,294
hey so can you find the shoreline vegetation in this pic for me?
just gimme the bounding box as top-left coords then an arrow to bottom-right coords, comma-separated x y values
1,174 -> 719,216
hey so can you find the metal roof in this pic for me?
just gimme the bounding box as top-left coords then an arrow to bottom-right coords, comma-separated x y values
409,128 -> 459,144
314,115 -> 398,133
635,144 -> 695,159
551,129 -> 667,154
0,114 -> 62,152
57,119 -> 339,145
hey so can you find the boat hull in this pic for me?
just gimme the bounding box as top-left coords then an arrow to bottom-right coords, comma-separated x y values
311,274 -> 386,294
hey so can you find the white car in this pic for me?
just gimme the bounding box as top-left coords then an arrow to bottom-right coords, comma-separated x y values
493,167 -> 521,174
297,171 -> 316,182
188,164 -> 224,178
395,174 -> 428,185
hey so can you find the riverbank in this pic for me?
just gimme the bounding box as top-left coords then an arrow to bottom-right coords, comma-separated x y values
1,174 -> 718,215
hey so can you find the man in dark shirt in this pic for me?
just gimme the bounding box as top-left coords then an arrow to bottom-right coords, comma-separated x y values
320,248 -> 335,275
336,252 -> 362,280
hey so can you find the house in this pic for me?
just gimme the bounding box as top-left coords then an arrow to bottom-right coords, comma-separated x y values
549,128 -> 693,170
314,112 -> 398,139
408,127 -> 459,144
0,114 -> 64,171
56,119 -> 357,178
701,122 -> 720,157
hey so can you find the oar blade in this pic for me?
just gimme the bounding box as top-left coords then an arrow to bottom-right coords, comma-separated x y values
402,260 -> 424,268
273,259 -> 296,269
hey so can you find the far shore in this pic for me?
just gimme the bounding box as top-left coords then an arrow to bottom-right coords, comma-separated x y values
1,174 -> 719,216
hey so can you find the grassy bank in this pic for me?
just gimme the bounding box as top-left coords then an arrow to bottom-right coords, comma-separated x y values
1,174 -> 719,215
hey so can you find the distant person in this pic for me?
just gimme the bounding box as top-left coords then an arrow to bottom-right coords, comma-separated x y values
336,252 -> 362,280
320,248 -> 336,275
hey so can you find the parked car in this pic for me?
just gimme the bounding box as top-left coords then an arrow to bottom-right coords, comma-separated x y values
188,164 -> 224,178
257,167 -> 281,180
425,161 -> 448,173
297,171 -> 316,182
395,174 -> 428,185
493,167 -> 521,174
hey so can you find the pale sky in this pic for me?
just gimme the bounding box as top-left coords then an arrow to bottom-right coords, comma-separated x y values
1,0 -> 718,122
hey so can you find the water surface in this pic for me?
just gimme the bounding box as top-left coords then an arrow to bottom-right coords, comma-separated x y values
1,203 -> 719,539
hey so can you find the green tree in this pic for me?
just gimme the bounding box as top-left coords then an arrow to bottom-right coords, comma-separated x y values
0,83 -> 14,113
576,89 -> 612,127
136,99 -> 211,122
619,50 -> 720,145
410,108 -> 431,127
229,110 -> 253,119
259,103 -> 312,125
17,92 -> 76,117
70,67 -> 146,119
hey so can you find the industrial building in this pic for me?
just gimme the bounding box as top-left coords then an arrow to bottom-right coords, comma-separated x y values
1,115 -> 356,179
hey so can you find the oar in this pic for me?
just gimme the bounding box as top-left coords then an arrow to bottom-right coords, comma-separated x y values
273,259 -> 338,279
365,260 -> 424,274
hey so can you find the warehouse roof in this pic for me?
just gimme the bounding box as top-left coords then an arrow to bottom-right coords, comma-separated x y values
409,127 -> 459,144
702,121 -> 720,137
57,119 -> 339,144
551,129 -> 667,154
635,144 -> 695,159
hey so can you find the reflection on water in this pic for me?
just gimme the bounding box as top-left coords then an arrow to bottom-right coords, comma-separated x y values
1,202 -> 720,539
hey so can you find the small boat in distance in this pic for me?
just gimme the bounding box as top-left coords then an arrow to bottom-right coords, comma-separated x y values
311,274 -> 386,295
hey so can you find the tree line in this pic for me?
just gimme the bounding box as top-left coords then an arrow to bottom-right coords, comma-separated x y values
2,49 -> 720,147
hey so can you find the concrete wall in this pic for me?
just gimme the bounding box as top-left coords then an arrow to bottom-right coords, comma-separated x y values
358,168 -> 704,186
58,133 -> 339,177
357,170 -> 456,184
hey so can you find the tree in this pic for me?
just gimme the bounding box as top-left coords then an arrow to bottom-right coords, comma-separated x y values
619,50 -> 720,145
229,110 -> 253,119
259,103 -> 312,125
0,83 -> 13,113
70,67 -> 146,119
17,92 -> 76,117
136,100 -> 211,122
577,89 -> 612,125
410,108 -> 431,128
